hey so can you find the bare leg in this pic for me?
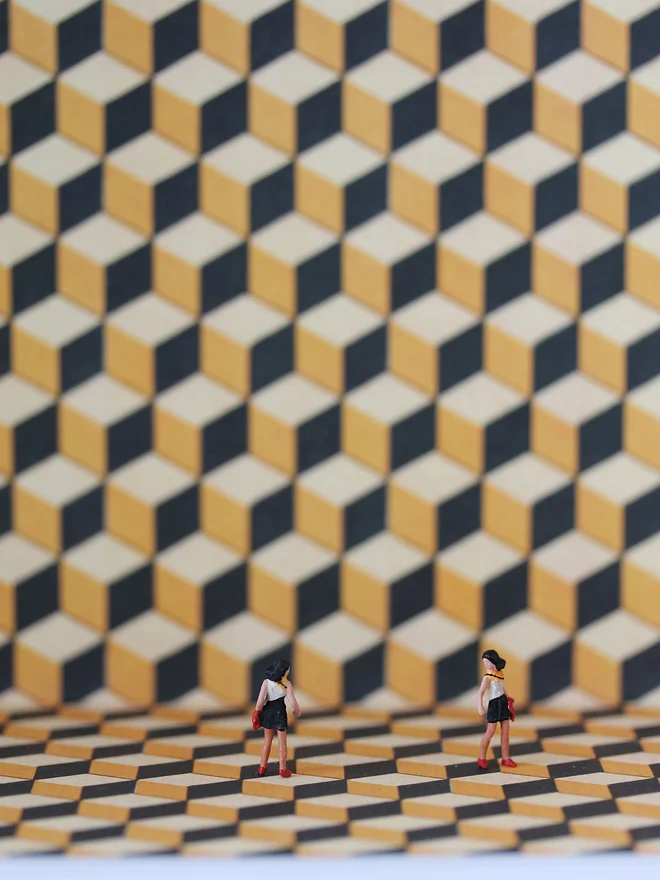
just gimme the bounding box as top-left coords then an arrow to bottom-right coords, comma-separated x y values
479,723 -> 497,760
500,720 -> 510,760
260,729 -> 274,770
277,730 -> 288,770
277,730 -> 291,776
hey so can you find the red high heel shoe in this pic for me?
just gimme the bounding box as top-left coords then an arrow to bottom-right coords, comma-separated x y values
279,769 -> 292,778
477,758 -> 489,771
501,758 -> 517,768
257,765 -> 267,777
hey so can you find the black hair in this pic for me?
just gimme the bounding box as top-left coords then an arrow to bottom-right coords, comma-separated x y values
482,649 -> 506,671
265,659 -> 290,682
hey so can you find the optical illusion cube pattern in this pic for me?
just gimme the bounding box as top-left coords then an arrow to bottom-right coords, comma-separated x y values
1,706 -> 660,857
2,0 -> 660,724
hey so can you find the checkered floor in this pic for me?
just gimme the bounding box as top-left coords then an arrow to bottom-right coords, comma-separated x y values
0,704 -> 660,857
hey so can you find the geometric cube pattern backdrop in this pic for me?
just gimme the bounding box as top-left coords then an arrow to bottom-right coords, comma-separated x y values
2,0 -> 660,719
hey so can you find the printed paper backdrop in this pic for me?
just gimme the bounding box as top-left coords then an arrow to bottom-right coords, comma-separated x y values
1,0 -> 660,716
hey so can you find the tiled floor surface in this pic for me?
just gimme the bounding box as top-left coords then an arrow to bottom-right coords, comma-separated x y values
0,703 -> 659,856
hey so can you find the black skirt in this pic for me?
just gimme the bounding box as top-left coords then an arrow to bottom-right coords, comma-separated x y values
487,694 -> 512,723
260,696 -> 288,731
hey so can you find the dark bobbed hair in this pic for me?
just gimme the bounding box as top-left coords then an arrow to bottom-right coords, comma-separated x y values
482,649 -> 506,671
265,659 -> 290,682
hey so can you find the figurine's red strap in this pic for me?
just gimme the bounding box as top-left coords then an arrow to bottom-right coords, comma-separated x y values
507,696 -> 516,722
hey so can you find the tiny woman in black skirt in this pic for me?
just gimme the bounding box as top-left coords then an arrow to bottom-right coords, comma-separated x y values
476,649 -> 516,771
252,659 -> 301,778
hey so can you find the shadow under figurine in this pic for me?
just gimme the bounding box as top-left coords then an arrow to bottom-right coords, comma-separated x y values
477,649 -> 517,771
251,658 -> 302,778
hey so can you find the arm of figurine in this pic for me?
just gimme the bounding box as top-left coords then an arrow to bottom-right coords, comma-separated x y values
476,676 -> 488,716
255,680 -> 268,711
286,682 -> 302,717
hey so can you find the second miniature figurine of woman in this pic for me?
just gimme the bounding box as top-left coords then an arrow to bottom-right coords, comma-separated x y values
252,659 -> 301,778
476,649 -> 516,771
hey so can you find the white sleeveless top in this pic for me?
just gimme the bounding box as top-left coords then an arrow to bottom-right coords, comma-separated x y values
486,672 -> 505,700
265,679 -> 287,703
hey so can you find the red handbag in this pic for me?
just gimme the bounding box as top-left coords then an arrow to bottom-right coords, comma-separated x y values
252,710 -> 262,731
507,696 -> 516,722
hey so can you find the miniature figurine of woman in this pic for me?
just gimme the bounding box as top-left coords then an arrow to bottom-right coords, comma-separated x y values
252,659 -> 302,778
476,649 -> 516,771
